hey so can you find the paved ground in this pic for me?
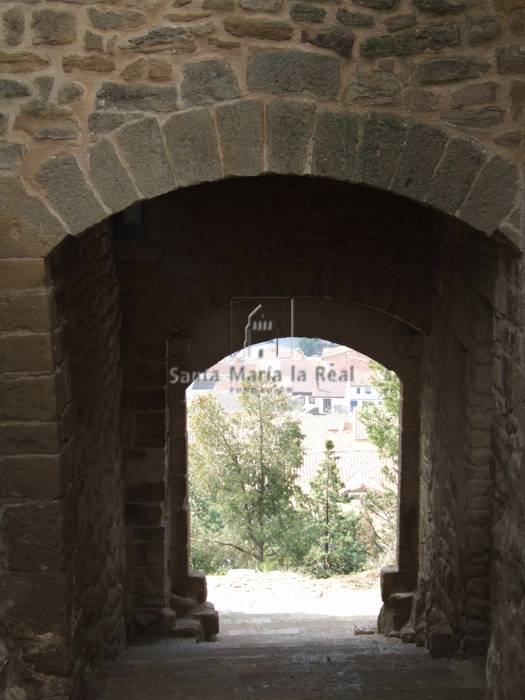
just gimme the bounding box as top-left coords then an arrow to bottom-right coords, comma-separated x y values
89,570 -> 486,700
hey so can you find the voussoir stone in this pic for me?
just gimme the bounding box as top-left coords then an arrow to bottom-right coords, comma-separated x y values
163,109 -> 222,186
460,156 -> 519,234
114,117 -> 175,198
356,114 -> 406,190
391,122 -> 448,202
248,50 -> 340,100
89,138 -> 139,212
266,99 -> 316,174
312,110 -> 360,181
95,82 -> 178,111
224,16 -> 293,40
35,153 -> 106,233
215,100 -> 264,177
31,9 -> 77,45
181,58 -> 239,106
426,137 -> 486,215
416,56 -> 490,84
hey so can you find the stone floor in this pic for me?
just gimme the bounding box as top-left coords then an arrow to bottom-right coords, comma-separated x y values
89,571 -> 485,700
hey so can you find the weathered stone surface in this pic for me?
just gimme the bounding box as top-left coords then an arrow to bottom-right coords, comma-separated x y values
208,36 -> 241,49
385,14 -> 416,31
89,138 -> 139,212
0,113 -> 7,137
346,64 -> 401,104
460,156 -> 519,234
123,26 -> 196,53
337,8 -> 374,26
468,17 -> 502,45
5,502 -> 65,571
267,99 -> 315,174
148,57 -> 173,80
291,3 -> 326,22
312,110 -> 360,181
0,143 -> 25,169
451,81 -> 497,108
31,9 -> 76,45
121,58 -> 147,81
0,175 -> 65,257
4,7 -> 25,46
494,130 -> 522,147
181,58 -> 239,106
34,156 -> 103,237
510,79 -> 525,120
57,81 -> 84,104
248,50 -> 340,99
34,75 -> 53,101
0,78 -> 30,98
444,106 -> 505,128
0,421 -> 59,454
88,7 -> 146,30
240,0 -> 283,10
496,46 -> 525,74
353,0 -> 397,8
215,100 -> 264,176
416,56 -> 490,83
84,29 -> 104,52
163,109 -> 222,186
361,23 -> 460,57
356,114 -> 406,189
413,0 -> 465,13
302,26 -> 355,57
426,137 -> 486,214
96,82 -> 178,111
225,16 -> 293,40
391,122 -> 447,201
14,100 -> 79,140
115,117 -> 175,198
0,50 -> 49,73
203,0 -> 235,8
88,111 -> 142,133
0,375 -> 56,421
63,54 -> 115,73
0,454 -> 64,499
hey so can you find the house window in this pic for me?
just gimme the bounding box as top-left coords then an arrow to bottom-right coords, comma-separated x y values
308,396 -> 315,404
350,365 -> 354,382
365,386 -> 372,394
323,398 -> 332,412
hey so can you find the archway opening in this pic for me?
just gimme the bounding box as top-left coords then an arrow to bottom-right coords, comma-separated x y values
186,336 -> 402,642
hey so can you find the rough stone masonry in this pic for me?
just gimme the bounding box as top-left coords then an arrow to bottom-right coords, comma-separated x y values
0,0 -> 524,698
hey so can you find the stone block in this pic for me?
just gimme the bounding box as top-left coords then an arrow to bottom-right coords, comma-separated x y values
460,156 -> 519,234
302,26 -> 355,57
115,117 -> 175,199
361,23 -> 460,57
337,9 -> 374,26
125,503 -> 162,527
248,49 -> 340,100
181,58 -> 239,106
0,332 -> 53,372
0,50 -> 49,73
31,9 -> 76,46
0,143 -> 24,169
291,3 -> 326,22
429,622 -> 455,657
0,454 -> 64,499
426,137 -> 486,215
354,0 -> 398,8
4,7 -> 25,46
126,481 -> 165,503
413,0 -> 465,11
0,259 -> 46,291
5,502 -> 65,571
0,421 -> 60,455
163,108 -> 222,186
89,138 -> 139,213
391,123 -> 448,202
224,16 -> 293,40
0,572 -> 69,635
241,0 -> 282,10
444,106 -> 505,128
266,98 -> 315,174
215,99 -> 264,177
135,410 -> 166,448
385,14 -> 416,31
87,8 -> 146,31
416,56 -> 490,84
0,78 -> 30,98
123,448 -> 166,483
186,570 -> 207,603
450,81 -> 497,108
356,113 -> 406,190
312,110 -> 360,181
36,153 -> 106,234
123,26 -> 195,54
0,290 -> 51,332
0,375 -> 56,421
95,82 -> 178,112
496,46 -> 525,74
468,17 -> 502,44
63,54 -> 115,73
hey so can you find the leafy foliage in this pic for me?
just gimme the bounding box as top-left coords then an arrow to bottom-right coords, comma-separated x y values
358,362 -> 400,562
298,338 -> 336,357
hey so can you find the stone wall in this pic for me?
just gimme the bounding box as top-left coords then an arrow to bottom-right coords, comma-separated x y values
46,222 -> 126,696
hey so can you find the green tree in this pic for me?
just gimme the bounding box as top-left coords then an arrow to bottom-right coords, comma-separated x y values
298,338 -> 336,357
303,440 -> 369,576
189,379 -> 304,569
358,362 -> 400,561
